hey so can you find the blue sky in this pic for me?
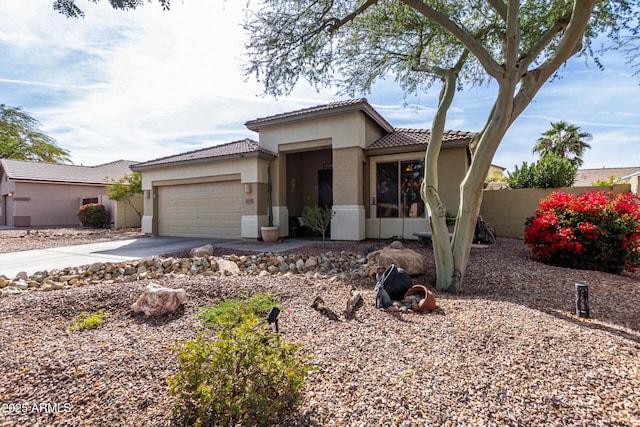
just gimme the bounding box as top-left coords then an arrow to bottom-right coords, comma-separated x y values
1,1 -> 639,172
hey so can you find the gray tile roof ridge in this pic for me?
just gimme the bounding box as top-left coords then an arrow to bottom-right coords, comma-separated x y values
246,98 -> 368,126
132,138 -> 269,168
0,158 -> 134,183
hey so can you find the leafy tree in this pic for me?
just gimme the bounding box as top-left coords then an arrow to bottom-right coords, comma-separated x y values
508,155 -> 577,189
533,121 -> 592,167
0,104 -> 71,164
242,1 -> 638,293
622,34 -> 640,78
592,175 -> 619,186
107,172 -> 143,219
486,169 -> 507,183
302,205 -> 335,245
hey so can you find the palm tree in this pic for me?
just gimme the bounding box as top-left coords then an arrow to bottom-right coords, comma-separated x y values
533,121 -> 592,167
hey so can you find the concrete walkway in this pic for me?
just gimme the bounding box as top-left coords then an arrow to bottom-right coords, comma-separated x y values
0,235 -> 316,278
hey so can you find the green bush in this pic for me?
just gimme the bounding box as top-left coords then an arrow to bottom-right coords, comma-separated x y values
76,203 -> 107,228
508,155 -> 577,189
67,309 -> 107,331
168,294 -> 311,427
199,292 -> 279,329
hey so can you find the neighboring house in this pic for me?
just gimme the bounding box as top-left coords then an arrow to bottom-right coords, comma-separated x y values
131,98 -> 476,241
574,167 -> 640,186
0,159 -> 141,229
485,164 -> 507,190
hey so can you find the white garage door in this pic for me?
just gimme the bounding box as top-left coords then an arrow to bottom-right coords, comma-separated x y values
157,181 -> 243,238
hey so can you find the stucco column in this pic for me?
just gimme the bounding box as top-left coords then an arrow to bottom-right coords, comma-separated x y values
331,147 -> 365,240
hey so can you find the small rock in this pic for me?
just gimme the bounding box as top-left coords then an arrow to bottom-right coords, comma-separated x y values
217,259 -> 240,275
88,262 -> 103,272
12,280 -> 29,290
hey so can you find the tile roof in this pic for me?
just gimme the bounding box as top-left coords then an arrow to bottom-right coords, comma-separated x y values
245,98 -> 394,133
574,167 -> 640,186
365,128 -> 477,151
131,139 -> 274,169
0,159 -> 137,185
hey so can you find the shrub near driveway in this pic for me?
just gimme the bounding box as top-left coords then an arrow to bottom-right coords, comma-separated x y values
76,203 -> 107,228
525,190 -> 640,273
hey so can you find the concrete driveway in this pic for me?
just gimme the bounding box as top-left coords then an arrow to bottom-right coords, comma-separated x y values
0,235 -> 315,278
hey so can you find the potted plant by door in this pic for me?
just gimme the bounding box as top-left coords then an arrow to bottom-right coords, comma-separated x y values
260,164 -> 280,242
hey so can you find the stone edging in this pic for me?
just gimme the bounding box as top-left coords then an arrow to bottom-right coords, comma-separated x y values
0,251 -> 376,297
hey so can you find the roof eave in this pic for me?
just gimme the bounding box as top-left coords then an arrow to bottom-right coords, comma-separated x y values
131,150 -> 277,171
5,178 -> 108,186
364,138 -> 471,155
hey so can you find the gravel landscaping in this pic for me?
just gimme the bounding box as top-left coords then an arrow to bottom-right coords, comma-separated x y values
0,228 -> 638,426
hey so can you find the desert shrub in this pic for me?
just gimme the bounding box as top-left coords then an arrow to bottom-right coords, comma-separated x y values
508,155 -> 577,189
524,190 -> 640,273
76,203 -> 107,228
199,292 -> 279,329
168,293 -> 311,427
68,310 -> 106,331
301,205 -> 335,244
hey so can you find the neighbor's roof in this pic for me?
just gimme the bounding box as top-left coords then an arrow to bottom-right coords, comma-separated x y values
131,139 -> 275,170
365,128 -> 476,152
574,166 -> 640,186
0,159 -> 137,185
245,98 -> 394,133
620,170 -> 640,180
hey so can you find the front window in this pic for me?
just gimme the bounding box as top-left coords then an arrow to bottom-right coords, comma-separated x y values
376,160 -> 425,218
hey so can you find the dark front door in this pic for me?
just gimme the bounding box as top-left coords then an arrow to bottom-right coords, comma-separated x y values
318,169 -> 333,208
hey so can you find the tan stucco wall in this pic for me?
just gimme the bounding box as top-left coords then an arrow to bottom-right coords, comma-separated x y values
333,146 -> 365,206
258,111 -> 371,152
631,175 -> 639,195
480,184 -> 632,239
112,194 -> 143,229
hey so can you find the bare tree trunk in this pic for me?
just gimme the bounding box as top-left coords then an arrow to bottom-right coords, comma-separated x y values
448,81 -> 516,292
420,67 -> 457,291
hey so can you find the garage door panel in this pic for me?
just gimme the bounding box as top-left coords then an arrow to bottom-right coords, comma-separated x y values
158,181 -> 243,238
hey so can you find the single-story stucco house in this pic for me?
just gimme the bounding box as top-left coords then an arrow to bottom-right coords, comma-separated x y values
131,98 -> 476,241
0,159 -> 142,229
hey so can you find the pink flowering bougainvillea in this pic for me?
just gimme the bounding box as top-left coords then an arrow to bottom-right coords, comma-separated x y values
76,203 -> 107,228
524,191 -> 640,274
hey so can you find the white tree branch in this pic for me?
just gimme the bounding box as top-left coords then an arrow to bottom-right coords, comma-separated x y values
401,0 -> 503,78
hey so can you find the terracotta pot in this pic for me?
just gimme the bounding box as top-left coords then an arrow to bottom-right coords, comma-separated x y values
404,285 -> 436,312
260,226 -> 280,243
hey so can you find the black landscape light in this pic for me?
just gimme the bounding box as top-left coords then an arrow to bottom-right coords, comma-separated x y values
267,306 -> 280,333
575,283 -> 590,318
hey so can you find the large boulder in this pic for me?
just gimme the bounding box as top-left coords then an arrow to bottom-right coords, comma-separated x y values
366,241 -> 426,275
189,244 -> 214,258
131,283 -> 186,316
